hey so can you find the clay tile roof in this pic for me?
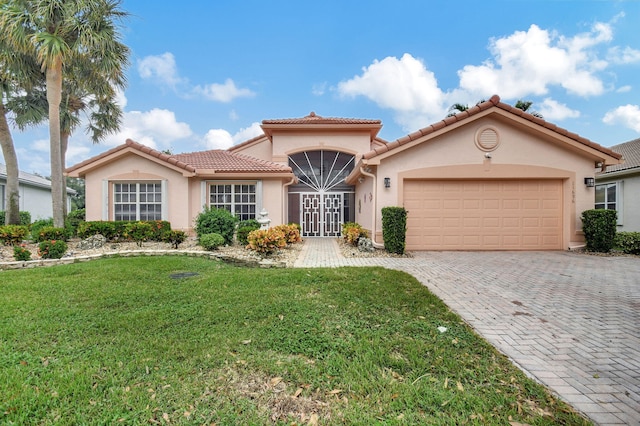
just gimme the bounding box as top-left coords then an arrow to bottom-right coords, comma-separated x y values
599,138 -> 640,174
173,150 -> 291,173
262,111 -> 382,126
362,95 -> 622,161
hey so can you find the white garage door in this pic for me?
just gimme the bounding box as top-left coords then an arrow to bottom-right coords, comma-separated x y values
404,180 -> 563,250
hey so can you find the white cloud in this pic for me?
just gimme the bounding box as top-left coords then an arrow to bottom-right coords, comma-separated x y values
193,79 -> 255,103
458,23 -> 611,99
138,53 -> 185,89
607,46 -> 640,65
103,108 -> 193,149
312,82 -> 327,96
203,122 -> 263,150
337,53 -> 447,130
537,98 -> 580,121
603,104 -> 640,132
616,85 -> 632,93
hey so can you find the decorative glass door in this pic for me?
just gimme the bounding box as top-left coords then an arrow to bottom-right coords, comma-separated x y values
289,150 -> 355,237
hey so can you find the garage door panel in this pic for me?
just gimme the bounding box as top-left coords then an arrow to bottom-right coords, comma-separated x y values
404,179 -> 563,250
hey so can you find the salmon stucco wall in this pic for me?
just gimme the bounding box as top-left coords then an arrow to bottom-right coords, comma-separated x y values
270,132 -> 370,164
370,117 -> 599,248
83,154 -> 192,230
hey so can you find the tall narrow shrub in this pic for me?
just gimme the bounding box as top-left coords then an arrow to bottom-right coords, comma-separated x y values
381,207 -> 407,255
581,209 -> 617,253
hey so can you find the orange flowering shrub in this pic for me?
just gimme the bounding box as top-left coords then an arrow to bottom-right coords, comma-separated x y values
246,228 -> 287,254
274,224 -> 302,244
342,222 -> 369,246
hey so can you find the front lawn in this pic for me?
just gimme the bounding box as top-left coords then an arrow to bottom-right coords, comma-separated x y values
0,257 -> 589,425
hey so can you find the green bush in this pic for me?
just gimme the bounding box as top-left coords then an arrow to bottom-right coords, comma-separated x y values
13,245 -> 31,261
199,233 -> 225,250
381,207 -> 407,255
342,222 -> 369,246
66,209 -> 86,236
30,218 -> 54,239
163,230 -> 187,249
581,209 -> 617,253
0,211 -> 31,226
195,207 -> 238,245
124,222 -> 155,247
615,232 -> 640,255
147,220 -> 171,241
237,219 -> 261,245
77,221 -> 118,240
34,226 -> 68,243
38,240 -> 68,259
0,225 -> 29,245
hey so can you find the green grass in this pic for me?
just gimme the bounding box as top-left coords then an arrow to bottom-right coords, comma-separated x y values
0,257 -> 590,425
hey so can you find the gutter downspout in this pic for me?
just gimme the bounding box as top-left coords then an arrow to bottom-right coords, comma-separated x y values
359,166 -> 385,249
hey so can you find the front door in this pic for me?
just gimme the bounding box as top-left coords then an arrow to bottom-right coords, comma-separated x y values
300,192 -> 344,237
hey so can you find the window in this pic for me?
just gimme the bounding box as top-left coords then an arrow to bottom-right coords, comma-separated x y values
0,183 -> 4,210
209,183 -> 256,221
595,183 -> 617,210
114,182 -> 162,221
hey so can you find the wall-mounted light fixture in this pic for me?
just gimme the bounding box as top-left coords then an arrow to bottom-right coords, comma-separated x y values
584,177 -> 595,188
384,177 -> 391,188
358,176 -> 365,184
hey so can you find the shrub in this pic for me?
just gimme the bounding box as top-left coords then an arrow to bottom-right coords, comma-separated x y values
34,226 -> 68,243
147,220 -> 171,241
582,209 -> 617,253
274,224 -> 302,244
615,232 -> 640,255
163,230 -> 188,249
199,233 -> 225,250
195,207 -> 238,245
342,222 -> 368,246
381,207 -> 407,255
0,225 -> 29,245
66,209 -> 86,236
246,228 -> 287,254
38,240 -> 68,259
237,219 -> 261,245
77,221 -> 118,240
124,221 -> 155,247
0,211 -> 31,226
30,219 -> 54,239
13,245 -> 31,261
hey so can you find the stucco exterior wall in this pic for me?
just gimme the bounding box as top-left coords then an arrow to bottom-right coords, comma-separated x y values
270,132 -> 371,164
597,171 -> 640,232
370,117 -> 597,248
231,137 -> 273,162
83,154 -> 191,229
354,169 -> 375,234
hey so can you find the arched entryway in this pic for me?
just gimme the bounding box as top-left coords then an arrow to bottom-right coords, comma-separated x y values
287,150 -> 355,236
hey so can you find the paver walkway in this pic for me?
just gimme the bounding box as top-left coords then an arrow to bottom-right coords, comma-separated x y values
294,238 -> 640,425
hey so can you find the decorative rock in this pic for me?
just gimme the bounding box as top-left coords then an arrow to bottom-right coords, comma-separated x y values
357,237 -> 374,253
78,234 -> 107,250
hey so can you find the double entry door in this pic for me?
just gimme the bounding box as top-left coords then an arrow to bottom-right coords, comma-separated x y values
300,192 -> 344,237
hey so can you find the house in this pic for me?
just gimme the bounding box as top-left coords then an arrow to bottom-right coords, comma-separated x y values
595,138 -> 640,232
66,95 -> 622,250
1,164 -> 75,221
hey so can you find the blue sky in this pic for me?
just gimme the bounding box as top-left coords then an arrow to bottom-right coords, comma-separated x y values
5,0 -> 640,176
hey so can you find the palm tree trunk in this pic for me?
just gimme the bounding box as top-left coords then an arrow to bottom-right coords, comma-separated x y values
0,103 -> 21,225
61,131 -> 69,218
47,62 -> 65,228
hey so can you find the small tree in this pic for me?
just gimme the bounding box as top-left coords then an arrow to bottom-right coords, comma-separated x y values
582,209 -> 617,253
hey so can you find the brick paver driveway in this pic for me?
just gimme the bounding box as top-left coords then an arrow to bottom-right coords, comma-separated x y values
380,251 -> 639,425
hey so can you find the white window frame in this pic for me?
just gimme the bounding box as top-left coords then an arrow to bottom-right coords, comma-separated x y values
110,180 -> 167,221
205,180 -> 261,221
595,181 -> 623,225
0,183 -> 5,210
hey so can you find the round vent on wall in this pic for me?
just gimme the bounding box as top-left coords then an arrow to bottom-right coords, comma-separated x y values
475,126 -> 499,151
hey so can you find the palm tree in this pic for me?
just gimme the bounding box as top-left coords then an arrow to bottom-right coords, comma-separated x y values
1,0 -> 129,227
446,103 -> 469,117
0,35 -> 42,225
514,100 -> 543,119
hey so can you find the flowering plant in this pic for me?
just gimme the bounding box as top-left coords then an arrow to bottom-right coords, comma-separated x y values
38,240 -> 68,259
13,244 -> 32,261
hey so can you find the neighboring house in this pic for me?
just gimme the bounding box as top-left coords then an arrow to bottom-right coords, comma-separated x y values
66,95 -> 622,250
0,164 -> 75,221
595,138 -> 640,232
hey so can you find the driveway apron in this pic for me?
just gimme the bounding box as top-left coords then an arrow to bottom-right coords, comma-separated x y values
295,240 -> 640,425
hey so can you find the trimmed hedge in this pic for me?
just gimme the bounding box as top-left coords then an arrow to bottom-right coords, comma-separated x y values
381,207 -> 407,255
195,207 -> 237,245
615,232 -> 640,255
199,233 -> 225,251
77,220 -> 171,242
236,219 -> 261,245
581,209 -> 617,253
